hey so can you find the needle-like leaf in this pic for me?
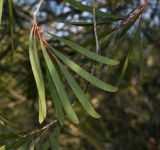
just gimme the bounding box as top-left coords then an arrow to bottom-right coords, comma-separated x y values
49,125 -> 60,150
116,50 -> 131,86
56,59 -> 100,118
46,68 -> 64,125
50,46 -> 118,92
41,41 -> 79,124
29,28 -> 46,123
47,33 -> 119,65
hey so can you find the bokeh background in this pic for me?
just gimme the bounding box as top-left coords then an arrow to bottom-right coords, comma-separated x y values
0,0 -> 160,149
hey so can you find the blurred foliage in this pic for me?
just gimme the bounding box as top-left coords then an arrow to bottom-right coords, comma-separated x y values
0,0 -> 160,149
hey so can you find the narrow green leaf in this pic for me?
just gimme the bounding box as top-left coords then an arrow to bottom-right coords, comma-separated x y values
140,44 -> 144,81
66,0 -> 124,20
50,47 -> 118,92
116,50 -> 131,86
0,0 -> 3,25
48,33 -> 119,65
40,41 -> 79,124
49,125 -> 60,150
23,138 -> 38,150
29,28 -> 46,123
33,34 -> 47,123
39,138 -> 43,150
46,68 -> 64,125
56,59 -> 100,118
136,16 -> 144,81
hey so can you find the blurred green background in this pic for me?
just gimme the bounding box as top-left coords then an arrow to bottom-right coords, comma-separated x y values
0,0 -> 160,149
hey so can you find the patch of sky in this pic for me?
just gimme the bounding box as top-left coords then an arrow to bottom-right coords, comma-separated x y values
56,31 -> 69,37
50,1 -> 65,15
57,23 -> 65,30
63,7 -> 71,13
100,8 -> 108,13
81,12 -> 91,18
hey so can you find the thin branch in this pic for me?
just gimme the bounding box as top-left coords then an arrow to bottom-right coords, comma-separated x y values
24,119 -> 57,137
90,0 -> 100,71
83,0 -> 99,92
33,0 -> 44,18
92,1 -> 99,54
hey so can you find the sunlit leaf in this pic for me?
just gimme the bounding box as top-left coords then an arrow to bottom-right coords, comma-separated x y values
50,46 -> 118,92
41,41 -> 79,124
29,28 -> 46,123
0,146 -> 5,150
56,59 -> 100,118
0,0 -> 3,25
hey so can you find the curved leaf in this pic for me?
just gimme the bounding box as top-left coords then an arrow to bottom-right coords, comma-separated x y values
48,33 -> 119,65
56,59 -> 100,118
50,46 -> 118,92
40,41 -> 79,124
29,28 -> 46,123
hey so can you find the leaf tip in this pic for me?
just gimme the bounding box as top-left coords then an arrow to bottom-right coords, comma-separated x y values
92,112 -> 101,118
72,117 -> 79,124
39,113 -> 46,124
109,59 -> 119,66
113,87 -> 119,92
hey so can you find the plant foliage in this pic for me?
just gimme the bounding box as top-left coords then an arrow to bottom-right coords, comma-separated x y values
0,0 -> 149,149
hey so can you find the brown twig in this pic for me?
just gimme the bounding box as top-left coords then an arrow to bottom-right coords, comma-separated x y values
23,119 -> 58,137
